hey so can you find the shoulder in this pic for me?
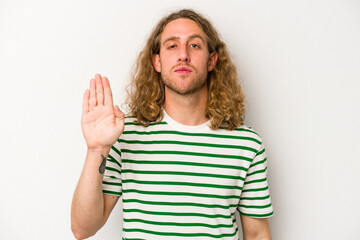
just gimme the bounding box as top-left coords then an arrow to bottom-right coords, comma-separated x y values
219,124 -> 263,141
236,124 -> 262,140
214,124 -> 264,150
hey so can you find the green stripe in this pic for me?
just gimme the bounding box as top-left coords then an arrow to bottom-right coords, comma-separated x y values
103,181 -> 122,186
122,159 -> 248,171
122,130 -> 261,144
111,145 -> 121,157
244,177 -> 267,185
220,126 -> 259,136
121,149 -> 252,162
119,139 -> 258,153
102,190 -> 121,196
123,189 -> 240,200
238,203 -> 272,209
122,169 -> 245,180
242,186 -> 269,192
246,167 -> 267,177
105,166 -> 121,175
255,148 -> 265,156
122,238 -> 145,240
123,198 -> 238,209
107,154 -> 122,168
122,179 -> 243,190
104,175 -> 117,179
123,208 -> 234,219
249,158 -> 266,168
123,228 -> 237,238
125,121 -> 168,126
240,195 -> 270,201
123,218 -> 234,228
235,128 -> 259,136
102,181 -> 122,186
239,211 -> 273,218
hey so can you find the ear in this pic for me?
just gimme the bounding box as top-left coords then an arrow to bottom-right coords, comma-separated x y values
207,51 -> 218,72
152,54 -> 161,73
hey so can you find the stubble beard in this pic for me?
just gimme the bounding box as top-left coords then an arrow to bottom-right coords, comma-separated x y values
161,70 -> 208,96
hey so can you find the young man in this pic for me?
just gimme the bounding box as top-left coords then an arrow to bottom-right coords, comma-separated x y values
71,9 -> 273,240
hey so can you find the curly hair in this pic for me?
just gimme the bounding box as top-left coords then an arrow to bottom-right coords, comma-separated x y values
126,9 -> 245,130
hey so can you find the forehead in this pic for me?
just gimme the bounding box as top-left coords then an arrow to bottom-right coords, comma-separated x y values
160,18 -> 207,43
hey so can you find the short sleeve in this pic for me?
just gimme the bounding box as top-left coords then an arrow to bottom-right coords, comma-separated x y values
102,139 -> 122,196
238,141 -> 274,218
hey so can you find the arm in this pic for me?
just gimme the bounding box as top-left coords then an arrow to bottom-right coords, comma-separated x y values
240,214 -> 272,240
71,149 -> 119,239
71,74 -> 124,239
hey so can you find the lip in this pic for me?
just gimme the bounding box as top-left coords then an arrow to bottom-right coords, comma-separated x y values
175,67 -> 192,74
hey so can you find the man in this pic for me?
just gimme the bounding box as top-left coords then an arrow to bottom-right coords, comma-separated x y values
71,9 -> 273,240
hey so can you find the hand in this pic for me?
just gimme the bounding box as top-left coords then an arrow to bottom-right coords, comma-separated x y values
81,74 -> 125,151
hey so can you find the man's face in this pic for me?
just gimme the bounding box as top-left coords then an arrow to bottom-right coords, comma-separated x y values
153,18 -> 218,96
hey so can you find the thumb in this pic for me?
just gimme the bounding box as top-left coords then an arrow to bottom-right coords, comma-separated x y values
114,105 -> 125,125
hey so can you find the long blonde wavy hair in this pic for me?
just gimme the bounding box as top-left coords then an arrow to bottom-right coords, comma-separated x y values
126,9 -> 245,130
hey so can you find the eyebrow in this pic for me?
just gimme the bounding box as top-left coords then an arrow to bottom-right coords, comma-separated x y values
162,34 -> 206,46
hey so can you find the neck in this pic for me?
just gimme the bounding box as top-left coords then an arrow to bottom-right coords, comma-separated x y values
163,85 -> 208,126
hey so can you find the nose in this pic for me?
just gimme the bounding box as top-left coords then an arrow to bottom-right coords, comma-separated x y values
178,45 -> 190,62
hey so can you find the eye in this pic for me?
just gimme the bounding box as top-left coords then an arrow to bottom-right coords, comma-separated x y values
168,45 -> 176,49
190,44 -> 200,48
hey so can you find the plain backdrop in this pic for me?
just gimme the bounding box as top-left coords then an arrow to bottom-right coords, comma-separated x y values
0,0 -> 359,239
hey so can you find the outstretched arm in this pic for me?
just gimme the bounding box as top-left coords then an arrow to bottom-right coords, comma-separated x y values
71,74 -> 124,239
240,214 -> 272,240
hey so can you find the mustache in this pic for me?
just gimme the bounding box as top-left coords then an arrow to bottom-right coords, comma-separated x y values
171,64 -> 195,72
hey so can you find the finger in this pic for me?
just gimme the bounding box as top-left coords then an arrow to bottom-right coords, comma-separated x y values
114,105 -> 125,119
114,105 -> 125,131
82,89 -> 90,115
89,78 -> 96,108
103,76 -> 113,106
95,74 -> 104,106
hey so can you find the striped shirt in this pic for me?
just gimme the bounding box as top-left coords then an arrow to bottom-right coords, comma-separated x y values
102,112 -> 273,239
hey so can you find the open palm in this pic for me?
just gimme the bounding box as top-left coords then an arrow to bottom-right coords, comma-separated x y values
81,74 -> 124,150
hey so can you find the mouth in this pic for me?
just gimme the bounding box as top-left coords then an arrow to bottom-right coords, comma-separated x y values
174,67 -> 192,74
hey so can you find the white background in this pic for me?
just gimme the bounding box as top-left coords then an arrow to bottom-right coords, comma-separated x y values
1,0 -> 359,239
